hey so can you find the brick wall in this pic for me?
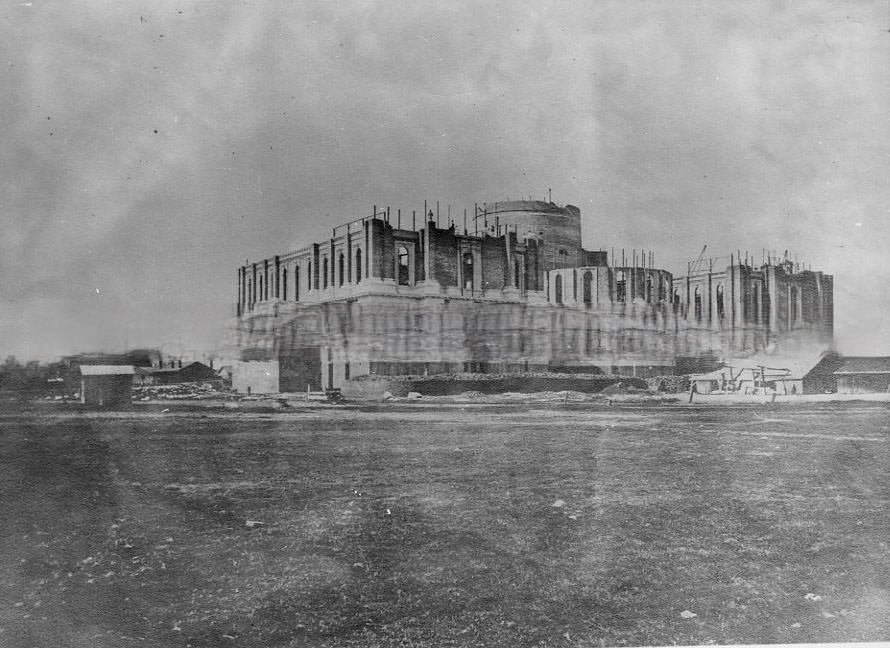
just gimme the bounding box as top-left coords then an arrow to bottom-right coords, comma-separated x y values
525,238 -> 542,291
429,226 -> 459,287
481,235 -> 506,290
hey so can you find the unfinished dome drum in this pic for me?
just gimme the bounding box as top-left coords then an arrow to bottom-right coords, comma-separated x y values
479,200 -> 583,271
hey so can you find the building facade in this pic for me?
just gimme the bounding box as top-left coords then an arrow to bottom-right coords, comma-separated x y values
228,201 -> 834,392
79,365 -> 135,405
833,357 -> 890,393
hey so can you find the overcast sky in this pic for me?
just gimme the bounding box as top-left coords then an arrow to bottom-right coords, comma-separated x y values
2,0 -> 888,361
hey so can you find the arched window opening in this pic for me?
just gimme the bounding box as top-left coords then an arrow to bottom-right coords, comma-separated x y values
583,271 -> 593,305
462,253 -> 474,290
247,279 -> 252,304
555,274 -> 563,304
514,261 -> 521,289
307,261 -> 312,291
694,286 -> 703,322
355,249 -> 362,283
716,284 -> 725,321
338,253 -> 345,287
615,270 -> 626,302
673,290 -> 681,313
282,268 -> 288,301
294,266 -> 300,301
323,257 -> 329,289
659,279 -> 667,302
397,246 -> 410,286
646,274 -> 654,302
790,286 -> 798,327
258,276 -> 263,302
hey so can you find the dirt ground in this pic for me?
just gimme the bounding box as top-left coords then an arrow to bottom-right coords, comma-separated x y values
1,401 -> 888,647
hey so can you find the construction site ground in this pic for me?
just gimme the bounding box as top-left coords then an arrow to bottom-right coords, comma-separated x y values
1,402 -> 888,647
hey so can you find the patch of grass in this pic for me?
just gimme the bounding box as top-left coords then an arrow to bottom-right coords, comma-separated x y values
0,403 -> 888,646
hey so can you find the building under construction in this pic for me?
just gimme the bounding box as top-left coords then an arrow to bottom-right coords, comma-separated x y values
228,200 -> 834,393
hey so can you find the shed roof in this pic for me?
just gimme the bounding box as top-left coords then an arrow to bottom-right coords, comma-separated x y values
137,361 -> 212,375
833,357 -> 890,375
80,365 -> 136,376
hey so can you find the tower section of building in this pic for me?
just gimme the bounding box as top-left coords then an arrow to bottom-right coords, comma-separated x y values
480,201 -> 592,270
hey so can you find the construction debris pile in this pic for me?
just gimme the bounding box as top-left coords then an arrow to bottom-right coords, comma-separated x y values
351,371 -> 612,382
133,382 -> 231,401
646,375 -> 691,393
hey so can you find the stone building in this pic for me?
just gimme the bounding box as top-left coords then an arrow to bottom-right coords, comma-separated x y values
229,200 -> 834,392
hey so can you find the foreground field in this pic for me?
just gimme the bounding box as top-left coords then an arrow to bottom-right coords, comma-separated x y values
1,402 -> 888,647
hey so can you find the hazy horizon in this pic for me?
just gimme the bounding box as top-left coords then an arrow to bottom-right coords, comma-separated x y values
2,1 -> 888,362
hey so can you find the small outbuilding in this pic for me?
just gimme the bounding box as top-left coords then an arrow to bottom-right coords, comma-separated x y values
79,365 -> 135,405
134,361 -> 219,386
801,352 -> 843,394
833,357 -> 890,394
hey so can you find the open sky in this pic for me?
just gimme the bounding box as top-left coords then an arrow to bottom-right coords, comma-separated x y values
2,0 -> 888,361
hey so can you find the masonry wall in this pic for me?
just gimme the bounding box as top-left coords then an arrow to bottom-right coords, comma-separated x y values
525,238 -> 543,291
232,360 -> 279,394
371,220 -> 391,281
415,230 -> 426,283
239,217 -> 552,314
672,262 -> 834,356
230,295 -> 686,389
429,226 -> 459,287
481,235 -> 507,290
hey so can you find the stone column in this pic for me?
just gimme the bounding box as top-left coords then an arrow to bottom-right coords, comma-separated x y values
456,244 -> 463,293
236,267 -> 242,316
274,256 -> 280,299
330,238 -> 336,289
424,224 -> 432,284
346,224 -> 352,284
365,221 -> 375,281
797,283 -> 803,326
264,260 -> 269,301
766,266 -> 778,335
815,272 -> 824,330
505,233 -> 514,288
312,244 -> 320,290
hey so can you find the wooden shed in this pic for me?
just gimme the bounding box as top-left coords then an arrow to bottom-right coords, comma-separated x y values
79,365 -> 135,405
133,361 -> 219,386
833,357 -> 890,394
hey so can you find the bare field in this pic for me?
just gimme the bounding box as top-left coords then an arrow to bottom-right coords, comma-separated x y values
1,402 -> 889,647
